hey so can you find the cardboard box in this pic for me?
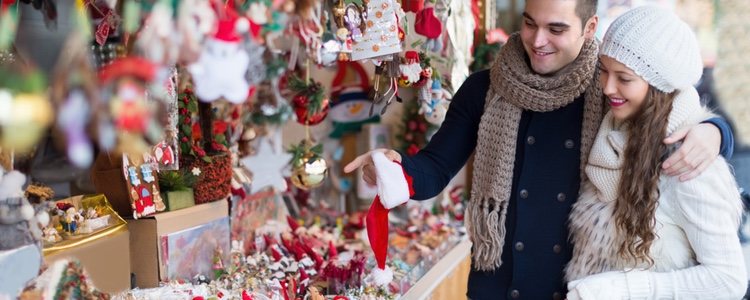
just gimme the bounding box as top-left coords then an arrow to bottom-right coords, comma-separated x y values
44,226 -> 131,293
128,200 -> 228,288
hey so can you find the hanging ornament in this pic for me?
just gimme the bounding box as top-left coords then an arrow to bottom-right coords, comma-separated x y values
287,140 -> 328,190
251,78 -> 293,126
98,57 -> 163,154
50,32 -> 100,169
332,0 -> 364,62
399,51 -> 423,86
402,0 -> 424,13
0,64 -> 52,154
136,1 -> 179,65
420,78 -> 451,126
414,1 -> 444,52
0,1 -> 19,51
177,0 -> 216,63
188,5 -> 251,104
287,73 -> 330,126
351,0 -> 402,61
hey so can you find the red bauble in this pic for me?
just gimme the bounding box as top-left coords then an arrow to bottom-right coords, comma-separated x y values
292,94 -> 330,125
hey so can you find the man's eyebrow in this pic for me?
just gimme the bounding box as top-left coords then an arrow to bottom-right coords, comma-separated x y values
522,12 -> 571,29
549,22 -> 571,29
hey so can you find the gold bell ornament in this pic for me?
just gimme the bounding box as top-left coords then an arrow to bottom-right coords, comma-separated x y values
0,90 -> 53,154
287,139 -> 328,190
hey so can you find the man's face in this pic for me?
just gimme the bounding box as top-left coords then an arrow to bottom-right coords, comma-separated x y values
520,0 -> 597,75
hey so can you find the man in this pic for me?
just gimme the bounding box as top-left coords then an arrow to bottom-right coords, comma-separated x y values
345,0 -> 734,299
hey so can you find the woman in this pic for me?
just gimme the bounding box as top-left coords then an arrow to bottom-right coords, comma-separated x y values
565,6 -> 747,299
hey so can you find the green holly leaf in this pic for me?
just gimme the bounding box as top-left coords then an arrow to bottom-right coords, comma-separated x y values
187,99 -> 199,113
310,144 -> 323,155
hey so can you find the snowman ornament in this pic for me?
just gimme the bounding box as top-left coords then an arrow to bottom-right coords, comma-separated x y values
189,14 -> 252,104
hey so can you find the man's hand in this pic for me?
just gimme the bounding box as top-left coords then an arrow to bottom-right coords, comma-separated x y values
662,123 -> 721,181
343,149 -> 402,186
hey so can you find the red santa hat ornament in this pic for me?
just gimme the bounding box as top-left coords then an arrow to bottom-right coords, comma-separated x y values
365,152 -> 414,287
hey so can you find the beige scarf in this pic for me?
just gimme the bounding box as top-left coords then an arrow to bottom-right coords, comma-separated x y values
467,33 -> 604,271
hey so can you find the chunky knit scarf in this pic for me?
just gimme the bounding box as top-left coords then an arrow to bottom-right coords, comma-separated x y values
467,33 -> 604,271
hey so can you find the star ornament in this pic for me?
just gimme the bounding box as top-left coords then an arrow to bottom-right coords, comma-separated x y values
241,138 -> 291,194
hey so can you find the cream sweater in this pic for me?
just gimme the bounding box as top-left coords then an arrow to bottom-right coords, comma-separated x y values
565,88 -> 747,299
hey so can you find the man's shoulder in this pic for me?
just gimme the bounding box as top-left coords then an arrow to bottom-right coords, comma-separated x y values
457,69 -> 491,96
467,69 -> 491,87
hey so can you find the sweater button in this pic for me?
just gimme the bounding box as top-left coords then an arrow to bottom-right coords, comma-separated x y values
564,139 -> 575,149
519,189 -> 529,199
527,136 -> 536,145
510,289 -> 520,299
553,292 -> 563,300
553,244 -> 562,254
515,241 -> 524,251
557,193 -> 566,202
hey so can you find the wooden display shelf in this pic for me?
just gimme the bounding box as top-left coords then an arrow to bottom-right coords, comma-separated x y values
401,239 -> 472,300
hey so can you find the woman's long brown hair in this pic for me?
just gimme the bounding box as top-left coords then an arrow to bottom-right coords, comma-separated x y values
614,86 -> 676,265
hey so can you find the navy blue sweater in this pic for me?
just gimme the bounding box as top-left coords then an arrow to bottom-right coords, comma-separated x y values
399,69 -> 734,300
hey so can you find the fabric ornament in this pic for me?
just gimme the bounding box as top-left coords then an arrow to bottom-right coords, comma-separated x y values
0,171 -> 44,250
247,1 -> 269,25
402,0 -> 424,13
420,79 -> 450,126
177,0 -> 216,63
328,61 -> 380,138
57,91 -> 93,169
414,3 -> 443,52
136,2 -> 179,65
188,9 -> 252,104
399,51 -> 422,85
365,152 -> 414,287
98,57 -> 162,155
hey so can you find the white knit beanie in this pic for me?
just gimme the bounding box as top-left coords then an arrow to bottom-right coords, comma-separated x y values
600,6 -> 703,93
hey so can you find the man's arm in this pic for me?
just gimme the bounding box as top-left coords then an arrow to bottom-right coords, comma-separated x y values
663,117 -> 735,181
345,70 -> 489,200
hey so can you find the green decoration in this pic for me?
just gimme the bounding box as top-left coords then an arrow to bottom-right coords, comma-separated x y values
0,8 -> 18,51
288,74 -> 326,117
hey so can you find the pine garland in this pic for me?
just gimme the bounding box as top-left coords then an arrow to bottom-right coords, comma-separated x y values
158,169 -> 198,192
288,74 -> 326,118
287,141 -> 324,168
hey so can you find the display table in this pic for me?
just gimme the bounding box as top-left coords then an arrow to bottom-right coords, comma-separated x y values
401,239 -> 471,300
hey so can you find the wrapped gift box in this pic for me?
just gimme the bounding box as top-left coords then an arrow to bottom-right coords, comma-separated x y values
44,194 -> 130,294
163,189 -> 195,212
44,225 -> 130,293
128,200 -> 228,288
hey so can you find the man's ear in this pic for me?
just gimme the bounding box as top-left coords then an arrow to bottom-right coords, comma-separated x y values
584,15 -> 599,39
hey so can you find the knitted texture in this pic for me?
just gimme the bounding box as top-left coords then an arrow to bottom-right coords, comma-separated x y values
566,87 -> 713,281
468,33 -> 604,271
600,6 -> 702,93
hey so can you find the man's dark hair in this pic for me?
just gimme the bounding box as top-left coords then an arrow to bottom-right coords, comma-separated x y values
575,0 -> 598,26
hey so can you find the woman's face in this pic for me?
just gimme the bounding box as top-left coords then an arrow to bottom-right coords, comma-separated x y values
598,55 -> 650,122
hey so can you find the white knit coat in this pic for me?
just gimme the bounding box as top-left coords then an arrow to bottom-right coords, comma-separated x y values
565,88 -> 747,299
